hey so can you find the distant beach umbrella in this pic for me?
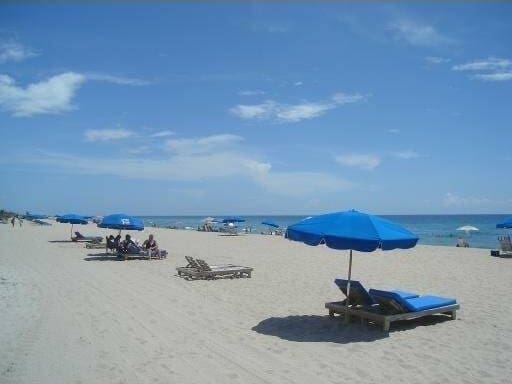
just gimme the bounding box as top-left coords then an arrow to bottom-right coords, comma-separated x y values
57,213 -> 88,237
222,217 -> 245,223
201,217 -> 216,223
286,209 -> 418,321
262,220 -> 279,228
496,217 -> 512,229
456,225 -> 479,235
98,213 -> 144,232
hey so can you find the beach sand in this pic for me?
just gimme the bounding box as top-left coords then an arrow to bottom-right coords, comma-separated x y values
1,222 -> 511,384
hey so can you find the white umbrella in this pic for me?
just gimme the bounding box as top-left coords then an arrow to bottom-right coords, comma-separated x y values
201,217 -> 215,223
457,225 -> 479,235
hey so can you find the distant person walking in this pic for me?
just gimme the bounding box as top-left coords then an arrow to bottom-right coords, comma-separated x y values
18,217 -> 23,227
11,216 -> 15,227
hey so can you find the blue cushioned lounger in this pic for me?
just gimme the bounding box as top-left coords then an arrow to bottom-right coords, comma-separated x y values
334,279 -> 376,306
369,289 -> 456,312
326,283 -> 460,331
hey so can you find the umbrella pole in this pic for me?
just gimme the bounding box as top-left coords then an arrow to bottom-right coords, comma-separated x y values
345,249 -> 353,323
71,223 -> 74,239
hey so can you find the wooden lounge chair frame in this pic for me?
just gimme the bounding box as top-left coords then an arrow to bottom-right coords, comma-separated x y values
176,257 -> 252,280
325,300 -> 459,331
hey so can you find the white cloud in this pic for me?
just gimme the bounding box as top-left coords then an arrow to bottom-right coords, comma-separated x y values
453,57 -> 512,72
335,153 -> 381,170
387,128 -> 400,134
149,130 -> 175,138
391,150 -> 420,159
275,102 -> 333,123
471,72 -> 512,82
238,90 -> 265,96
230,101 -> 276,120
388,19 -> 453,47
0,71 -> 151,117
425,56 -> 451,64
0,40 -> 37,63
230,92 -> 365,123
166,134 -> 244,155
0,72 -> 86,117
9,133 -> 354,198
84,128 -> 134,142
294,81 -> 303,86
452,57 -> 512,82
85,73 -> 150,86
443,192 -> 491,208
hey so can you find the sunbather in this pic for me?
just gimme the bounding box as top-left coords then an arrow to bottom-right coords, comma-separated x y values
119,234 -> 140,254
143,234 -> 162,258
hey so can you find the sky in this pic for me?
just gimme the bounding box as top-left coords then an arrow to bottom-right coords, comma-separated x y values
0,2 -> 511,216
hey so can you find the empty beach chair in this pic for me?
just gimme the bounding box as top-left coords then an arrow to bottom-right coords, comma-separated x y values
176,257 -> 252,280
491,236 -> 512,257
325,280 -> 459,331
71,232 -> 103,243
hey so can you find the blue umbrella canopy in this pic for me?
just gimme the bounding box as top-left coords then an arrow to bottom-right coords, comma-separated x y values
222,217 -> 245,223
497,217 -> 512,229
286,209 -> 418,317
286,209 -> 418,252
56,213 -> 88,224
262,220 -> 279,228
56,213 -> 88,238
98,213 -> 144,231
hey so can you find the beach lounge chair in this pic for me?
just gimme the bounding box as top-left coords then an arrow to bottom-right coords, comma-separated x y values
116,248 -> 168,261
176,256 -> 252,279
71,232 -> 103,243
325,279 -> 459,331
491,236 -> 512,257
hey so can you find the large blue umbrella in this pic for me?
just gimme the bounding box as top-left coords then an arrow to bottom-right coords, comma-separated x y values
222,217 -> 245,223
262,220 -> 279,228
286,209 -> 418,314
497,217 -> 512,229
56,213 -> 88,237
98,213 -> 144,232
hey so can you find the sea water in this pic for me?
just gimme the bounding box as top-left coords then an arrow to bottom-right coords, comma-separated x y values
137,214 -> 511,250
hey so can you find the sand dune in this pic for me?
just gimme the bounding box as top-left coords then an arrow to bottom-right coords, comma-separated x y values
1,222 -> 511,384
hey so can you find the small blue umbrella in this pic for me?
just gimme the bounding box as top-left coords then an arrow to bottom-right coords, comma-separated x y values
286,209 -> 418,315
56,213 -> 88,237
262,220 -> 279,228
98,213 -> 144,232
222,217 -> 245,224
497,217 -> 512,229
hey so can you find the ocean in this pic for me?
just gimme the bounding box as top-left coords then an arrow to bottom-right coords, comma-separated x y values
137,214 -> 511,250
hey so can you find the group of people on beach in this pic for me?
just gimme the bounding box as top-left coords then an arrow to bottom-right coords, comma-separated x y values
107,233 -> 162,258
10,216 -> 23,227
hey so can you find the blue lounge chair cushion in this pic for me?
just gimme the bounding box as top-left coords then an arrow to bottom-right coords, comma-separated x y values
334,279 -> 376,306
392,290 -> 419,300
404,296 -> 457,312
369,289 -> 456,312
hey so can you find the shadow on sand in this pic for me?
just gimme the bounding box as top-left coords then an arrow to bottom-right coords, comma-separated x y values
48,240 -> 74,243
252,314 -> 453,344
83,252 -> 146,261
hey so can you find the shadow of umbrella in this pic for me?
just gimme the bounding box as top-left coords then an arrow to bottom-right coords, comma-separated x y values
252,315 -> 388,344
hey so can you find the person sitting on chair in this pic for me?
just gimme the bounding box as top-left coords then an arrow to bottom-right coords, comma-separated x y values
143,234 -> 161,258
119,234 -> 139,254
456,237 -> 469,248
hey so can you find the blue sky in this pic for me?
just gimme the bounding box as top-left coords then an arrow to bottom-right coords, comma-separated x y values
0,2 -> 511,215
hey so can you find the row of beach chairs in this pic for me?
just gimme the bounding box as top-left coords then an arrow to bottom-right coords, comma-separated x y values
176,256 -> 253,280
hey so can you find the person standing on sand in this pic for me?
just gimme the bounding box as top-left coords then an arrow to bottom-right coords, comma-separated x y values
18,217 -> 23,227
11,216 -> 15,227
